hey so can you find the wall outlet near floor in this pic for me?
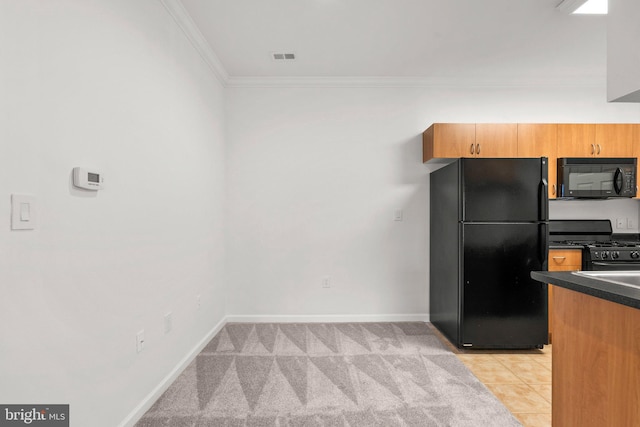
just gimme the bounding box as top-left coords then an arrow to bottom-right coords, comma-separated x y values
136,330 -> 145,353
628,218 -> 635,229
616,218 -> 627,229
164,312 -> 173,334
322,276 -> 331,288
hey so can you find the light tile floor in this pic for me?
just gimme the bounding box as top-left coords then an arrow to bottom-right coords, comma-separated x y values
428,324 -> 552,427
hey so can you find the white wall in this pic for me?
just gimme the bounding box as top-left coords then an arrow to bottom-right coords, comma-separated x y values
608,0 -> 640,101
550,199 -> 640,233
226,84 -> 640,319
0,1 -> 226,426
226,87 -> 428,320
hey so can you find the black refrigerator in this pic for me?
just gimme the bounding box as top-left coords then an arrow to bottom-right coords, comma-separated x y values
430,158 -> 548,349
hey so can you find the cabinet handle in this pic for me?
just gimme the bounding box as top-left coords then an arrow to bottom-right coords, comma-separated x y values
597,143 -> 602,155
552,256 -> 566,264
476,144 -> 480,155
470,144 -> 475,155
591,144 -> 595,155
552,184 -> 556,195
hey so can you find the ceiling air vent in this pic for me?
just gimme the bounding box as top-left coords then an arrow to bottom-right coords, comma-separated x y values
272,52 -> 296,61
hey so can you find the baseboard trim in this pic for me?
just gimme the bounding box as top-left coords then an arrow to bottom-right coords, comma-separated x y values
118,316 -> 227,427
226,313 -> 430,323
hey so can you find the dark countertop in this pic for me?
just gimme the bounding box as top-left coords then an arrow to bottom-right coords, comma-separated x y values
531,271 -> 640,310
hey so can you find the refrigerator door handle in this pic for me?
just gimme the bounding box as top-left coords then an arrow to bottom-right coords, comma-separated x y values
539,179 -> 548,221
539,223 -> 549,268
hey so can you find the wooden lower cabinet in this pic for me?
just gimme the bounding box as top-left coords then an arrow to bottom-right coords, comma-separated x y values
553,287 -> 640,426
547,249 -> 581,343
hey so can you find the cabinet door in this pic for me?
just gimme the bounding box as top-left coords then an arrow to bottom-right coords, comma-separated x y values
423,123 -> 475,162
547,249 -> 582,343
518,124 -> 558,198
557,124 -> 596,157
475,123 -> 517,157
595,124 -> 634,157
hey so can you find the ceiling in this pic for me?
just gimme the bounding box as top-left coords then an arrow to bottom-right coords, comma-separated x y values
177,0 -> 607,85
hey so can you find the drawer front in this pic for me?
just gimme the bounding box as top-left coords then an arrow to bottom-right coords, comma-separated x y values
549,249 -> 582,270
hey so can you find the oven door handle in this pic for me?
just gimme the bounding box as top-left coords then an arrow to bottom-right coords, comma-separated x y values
590,261 -> 640,271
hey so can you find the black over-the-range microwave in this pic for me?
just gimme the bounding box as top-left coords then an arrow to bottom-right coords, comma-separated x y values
557,157 -> 637,198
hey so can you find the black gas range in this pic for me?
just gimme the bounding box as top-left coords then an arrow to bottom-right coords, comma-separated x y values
550,220 -> 640,271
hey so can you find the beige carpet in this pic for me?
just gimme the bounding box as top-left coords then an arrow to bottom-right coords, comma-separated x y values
135,322 -> 521,426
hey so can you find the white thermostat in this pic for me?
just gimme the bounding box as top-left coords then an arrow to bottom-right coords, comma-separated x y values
73,167 -> 104,190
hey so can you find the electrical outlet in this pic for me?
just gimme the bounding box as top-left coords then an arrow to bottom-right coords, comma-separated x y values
164,312 -> 172,334
136,330 -> 145,353
394,210 -> 403,221
322,276 -> 331,288
616,218 -> 626,229
628,218 -> 635,229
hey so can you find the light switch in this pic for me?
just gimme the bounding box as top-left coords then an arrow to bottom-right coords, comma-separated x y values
11,194 -> 36,230
20,203 -> 30,221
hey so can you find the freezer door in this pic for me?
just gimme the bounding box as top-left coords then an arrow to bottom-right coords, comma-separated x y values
461,223 -> 548,348
462,158 -> 548,222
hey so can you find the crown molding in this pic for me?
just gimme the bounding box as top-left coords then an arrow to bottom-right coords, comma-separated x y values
159,0 -> 229,86
225,75 -> 604,89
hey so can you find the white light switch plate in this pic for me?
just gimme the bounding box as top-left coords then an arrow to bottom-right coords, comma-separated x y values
11,194 -> 37,230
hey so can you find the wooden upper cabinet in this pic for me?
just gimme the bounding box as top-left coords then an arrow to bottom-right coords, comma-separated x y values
475,124 -> 517,157
557,123 -> 634,157
633,124 -> 640,164
594,124 -> 634,157
517,124 -> 558,198
423,122 -> 639,164
557,124 -> 596,157
423,123 -> 475,162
